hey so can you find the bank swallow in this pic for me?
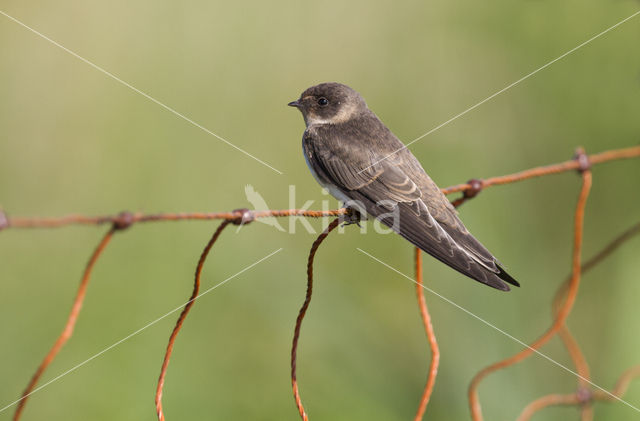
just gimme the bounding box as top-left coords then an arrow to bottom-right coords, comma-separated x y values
289,82 -> 519,291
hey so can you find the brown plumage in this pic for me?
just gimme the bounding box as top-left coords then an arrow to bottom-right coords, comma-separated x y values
289,82 -> 519,291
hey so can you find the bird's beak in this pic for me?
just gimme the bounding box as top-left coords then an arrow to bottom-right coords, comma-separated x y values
288,100 -> 301,108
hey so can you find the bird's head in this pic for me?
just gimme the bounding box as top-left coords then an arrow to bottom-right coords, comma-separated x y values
288,82 -> 367,127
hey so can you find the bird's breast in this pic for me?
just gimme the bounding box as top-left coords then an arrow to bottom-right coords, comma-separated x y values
302,136 -> 352,205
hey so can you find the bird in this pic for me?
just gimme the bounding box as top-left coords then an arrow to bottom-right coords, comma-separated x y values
288,82 -> 519,291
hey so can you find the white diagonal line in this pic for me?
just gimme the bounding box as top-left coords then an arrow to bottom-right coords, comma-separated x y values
0,248 -> 282,414
356,248 -> 640,414
0,10 -> 283,175
359,9 -> 640,174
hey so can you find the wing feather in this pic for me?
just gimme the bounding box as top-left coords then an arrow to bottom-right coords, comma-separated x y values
303,122 -> 517,290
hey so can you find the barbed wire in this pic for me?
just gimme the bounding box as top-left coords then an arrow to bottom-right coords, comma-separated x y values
2,145 -> 639,420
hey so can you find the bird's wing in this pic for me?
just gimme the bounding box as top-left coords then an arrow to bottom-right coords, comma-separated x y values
320,152 -> 422,203
304,129 -> 517,290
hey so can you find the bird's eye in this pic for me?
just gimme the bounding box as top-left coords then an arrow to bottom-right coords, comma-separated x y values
317,97 -> 329,106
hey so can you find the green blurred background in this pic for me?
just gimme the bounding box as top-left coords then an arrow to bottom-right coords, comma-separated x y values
1,1 -> 639,420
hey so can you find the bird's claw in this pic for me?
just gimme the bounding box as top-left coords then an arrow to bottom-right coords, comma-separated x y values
341,207 -> 363,227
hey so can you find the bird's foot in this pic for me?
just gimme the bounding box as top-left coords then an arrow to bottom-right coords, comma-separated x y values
341,207 -> 363,227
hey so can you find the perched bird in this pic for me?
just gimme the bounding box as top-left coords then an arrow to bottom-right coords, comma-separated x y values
288,82 -> 519,291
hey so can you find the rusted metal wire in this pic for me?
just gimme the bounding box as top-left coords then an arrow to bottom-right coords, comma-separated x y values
411,176 -> 475,420
291,217 -> 341,421
5,209 -> 348,229
517,365 -> 640,421
468,150 -> 593,421
4,146 -> 639,230
514,223 -> 640,421
5,144 -> 640,420
155,220 -> 231,421
517,392 -> 584,420
599,365 -> 640,401
442,144 -> 638,198
12,227 -> 118,421
413,248 -> 440,421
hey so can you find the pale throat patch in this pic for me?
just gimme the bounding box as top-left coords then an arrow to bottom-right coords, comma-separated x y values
304,101 -> 359,127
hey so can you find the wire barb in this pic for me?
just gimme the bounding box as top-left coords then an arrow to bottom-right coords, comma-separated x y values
229,208 -> 255,226
155,220 -> 231,421
112,211 -> 134,230
574,147 -> 592,174
0,208 -> 8,231
291,218 -> 341,421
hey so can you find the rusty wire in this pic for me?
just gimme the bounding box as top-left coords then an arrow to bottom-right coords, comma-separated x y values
12,227 -> 120,421
517,365 -> 640,421
466,153 -> 640,421
3,144 -> 640,420
553,221 -> 640,401
3,146 -> 639,231
413,248 -> 440,421
468,151 -> 593,421
441,145 -> 639,197
513,223 -> 640,421
155,220 -> 231,421
290,217 -> 341,421
408,182 -> 470,419
3,209 -> 348,229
